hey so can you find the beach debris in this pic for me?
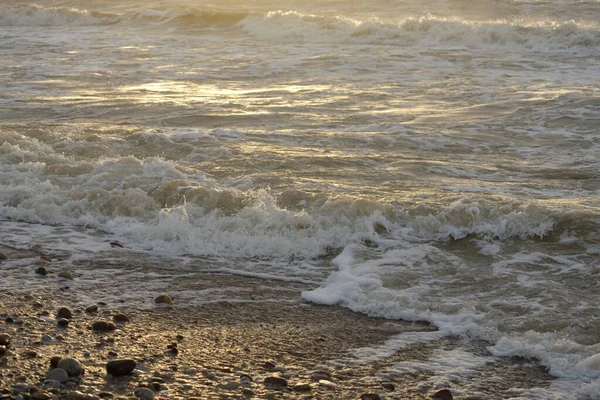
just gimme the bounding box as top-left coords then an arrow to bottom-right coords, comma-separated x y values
35,266 -> 48,275
112,313 -> 130,323
0,333 -> 11,346
110,241 -> 124,248
57,357 -> 84,377
106,359 -> 136,376
40,255 -> 52,263
264,376 -> 288,389
58,271 -> 74,280
46,367 -> 69,382
293,382 -> 312,392
432,389 -> 454,400
85,304 -> 99,313
56,307 -> 73,319
92,321 -> 116,332
154,294 -> 173,305
134,387 -> 154,400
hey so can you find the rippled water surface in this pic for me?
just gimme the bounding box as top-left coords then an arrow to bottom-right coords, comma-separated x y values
0,0 -> 599,397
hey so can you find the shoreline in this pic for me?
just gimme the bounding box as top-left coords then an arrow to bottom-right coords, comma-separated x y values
0,244 -> 553,399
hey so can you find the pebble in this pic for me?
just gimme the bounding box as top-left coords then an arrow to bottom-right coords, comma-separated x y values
0,334 -> 10,346
50,356 -> 62,368
40,255 -> 52,263
57,318 -> 70,327
42,334 -> 53,345
432,389 -> 454,400
292,382 -> 311,392
106,359 -> 136,376
31,391 -> 53,400
360,394 -> 381,400
56,307 -> 73,319
382,383 -> 395,391
98,392 -> 114,398
112,314 -> 129,323
154,295 -> 173,305
57,357 -> 84,377
23,350 -> 37,358
262,361 -> 276,370
318,379 -> 336,389
239,374 -> 253,384
85,305 -> 99,313
310,370 -> 331,381
263,376 -> 288,389
45,368 -> 69,383
242,389 -> 254,398
58,271 -> 73,280
92,321 -> 116,332
109,241 -> 124,248
221,381 -> 239,390
134,388 -> 154,400
35,266 -> 48,276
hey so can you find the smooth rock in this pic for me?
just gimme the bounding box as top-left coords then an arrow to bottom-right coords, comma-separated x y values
57,357 -> 84,377
0,334 -> 10,346
154,295 -> 173,305
50,356 -> 62,368
432,389 -> 454,400
31,391 -> 53,400
292,382 -> 311,392
56,307 -> 73,319
42,334 -> 53,345
222,381 -> 239,390
58,271 -> 73,280
319,379 -> 336,389
98,393 -> 114,399
262,361 -> 276,370
239,374 -> 253,384
0,345 -> 7,356
23,350 -> 38,358
134,388 -> 154,400
45,368 -> 69,383
35,266 -> 48,276
85,305 -> 98,313
112,314 -> 129,323
264,376 -> 288,388
382,383 -> 395,391
92,321 -> 115,332
106,359 -> 136,376
57,318 -> 70,327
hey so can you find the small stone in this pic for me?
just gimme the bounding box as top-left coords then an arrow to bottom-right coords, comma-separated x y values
319,379 -> 336,389
154,295 -> 173,305
42,334 -> 53,345
293,382 -> 311,392
57,318 -> 70,327
112,314 -> 129,323
40,255 -> 52,263
57,357 -> 84,377
106,359 -> 136,376
13,383 -> 29,392
56,307 -> 73,319
50,356 -> 62,368
0,345 -> 7,356
58,271 -> 73,280
98,393 -> 114,398
65,391 -> 101,400
35,266 -> 48,276
33,301 -> 44,308
0,333 -> 10,346
92,321 -> 115,332
85,305 -> 98,313
432,389 -> 454,400
45,368 -> 69,383
264,376 -> 287,389
242,389 -> 254,398
23,349 -> 38,357
109,241 -> 124,248
239,374 -> 253,384
176,334 -> 184,341
382,382 -> 395,391
134,387 -> 154,400
360,394 -> 381,400
310,370 -> 331,381
262,361 -> 276,370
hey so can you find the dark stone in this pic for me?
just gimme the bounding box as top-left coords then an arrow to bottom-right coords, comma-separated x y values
85,305 -> 98,313
360,394 -> 381,400
106,359 -> 136,376
109,241 -> 123,248
112,314 -> 129,323
432,389 -> 454,400
57,318 -> 69,327
92,321 -> 115,332
35,267 -> 48,276
56,307 -> 72,319
263,376 -> 287,388
382,383 -> 395,391
293,383 -> 311,392
0,345 -> 6,357
0,334 -> 10,346
98,393 -> 114,399
261,361 -> 276,371
310,370 -> 331,381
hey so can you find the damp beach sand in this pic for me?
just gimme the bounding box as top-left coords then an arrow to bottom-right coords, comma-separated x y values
0,244 -> 554,400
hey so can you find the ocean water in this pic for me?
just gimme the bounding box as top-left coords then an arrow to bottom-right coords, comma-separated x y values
0,0 -> 599,397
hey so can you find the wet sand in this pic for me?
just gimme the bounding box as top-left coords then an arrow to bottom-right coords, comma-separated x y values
0,244 -> 553,399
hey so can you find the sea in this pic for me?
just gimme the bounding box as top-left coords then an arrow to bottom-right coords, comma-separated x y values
0,0 -> 599,398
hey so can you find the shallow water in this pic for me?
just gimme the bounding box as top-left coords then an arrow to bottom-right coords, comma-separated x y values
0,0 -> 599,397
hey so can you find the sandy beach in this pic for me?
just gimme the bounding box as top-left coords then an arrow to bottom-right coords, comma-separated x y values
0,243 -> 555,400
